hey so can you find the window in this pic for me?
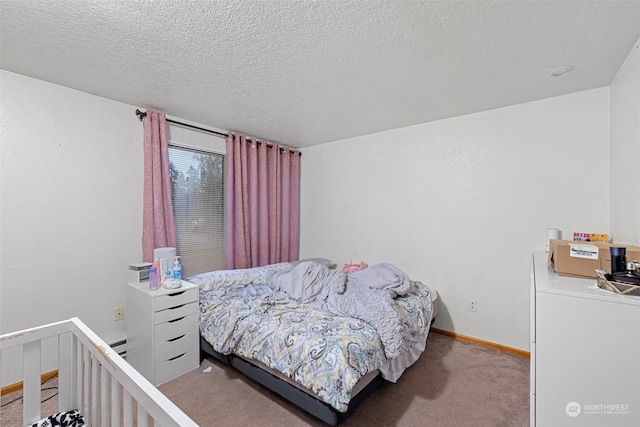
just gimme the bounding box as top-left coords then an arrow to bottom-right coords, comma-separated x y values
168,145 -> 225,277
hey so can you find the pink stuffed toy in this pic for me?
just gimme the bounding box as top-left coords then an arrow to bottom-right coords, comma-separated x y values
342,261 -> 368,274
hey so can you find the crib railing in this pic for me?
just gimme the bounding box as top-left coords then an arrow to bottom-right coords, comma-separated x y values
0,317 -> 198,426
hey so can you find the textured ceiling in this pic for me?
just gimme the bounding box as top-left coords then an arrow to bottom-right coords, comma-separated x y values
1,1 -> 639,148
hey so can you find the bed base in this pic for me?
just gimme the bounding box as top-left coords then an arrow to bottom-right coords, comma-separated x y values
200,336 -> 383,425
1,317 -> 197,426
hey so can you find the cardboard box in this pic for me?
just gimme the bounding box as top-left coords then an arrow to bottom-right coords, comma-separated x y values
548,240 -> 640,278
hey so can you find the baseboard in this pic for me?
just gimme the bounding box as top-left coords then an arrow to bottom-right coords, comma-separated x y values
430,328 -> 530,359
1,370 -> 58,397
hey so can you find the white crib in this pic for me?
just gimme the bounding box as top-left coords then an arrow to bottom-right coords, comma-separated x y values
0,317 -> 198,426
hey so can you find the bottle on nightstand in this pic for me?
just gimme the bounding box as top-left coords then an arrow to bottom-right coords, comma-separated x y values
173,256 -> 182,287
149,265 -> 159,291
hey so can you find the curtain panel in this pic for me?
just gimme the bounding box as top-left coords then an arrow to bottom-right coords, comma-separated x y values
142,110 -> 177,262
226,133 -> 300,269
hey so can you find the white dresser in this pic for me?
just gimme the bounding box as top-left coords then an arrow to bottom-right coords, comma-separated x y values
126,281 -> 200,385
530,252 -> 640,426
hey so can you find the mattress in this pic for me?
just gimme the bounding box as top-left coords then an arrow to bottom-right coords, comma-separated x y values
193,262 -> 436,413
235,285 -> 439,388
431,287 -> 440,319
199,336 -> 385,425
239,354 -> 382,400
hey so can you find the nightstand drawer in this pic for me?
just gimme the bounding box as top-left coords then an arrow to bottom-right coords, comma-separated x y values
155,331 -> 199,361
155,349 -> 199,385
155,301 -> 197,324
155,288 -> 197,312
155,313 -> 197,342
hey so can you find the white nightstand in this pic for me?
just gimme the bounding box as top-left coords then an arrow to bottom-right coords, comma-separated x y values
126,280 -> 199,385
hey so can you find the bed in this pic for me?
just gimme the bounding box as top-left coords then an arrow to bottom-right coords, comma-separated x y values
189,259 -> 438,425
0,317 -> 197,427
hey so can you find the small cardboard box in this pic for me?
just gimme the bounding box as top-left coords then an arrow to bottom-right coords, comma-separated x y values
548,240 -> 640,278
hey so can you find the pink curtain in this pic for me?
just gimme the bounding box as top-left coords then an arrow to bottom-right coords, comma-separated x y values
142,110 -> 177,262
226,133 -> 300,269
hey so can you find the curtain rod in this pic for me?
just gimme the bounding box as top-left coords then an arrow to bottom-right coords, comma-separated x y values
136,109 -> 227,138
135,109 -> 301,156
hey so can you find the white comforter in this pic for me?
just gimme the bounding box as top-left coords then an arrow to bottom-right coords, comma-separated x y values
267,262 -> 414,359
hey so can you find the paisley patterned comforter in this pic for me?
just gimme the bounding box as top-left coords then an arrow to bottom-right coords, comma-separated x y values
194,267 -> 432,412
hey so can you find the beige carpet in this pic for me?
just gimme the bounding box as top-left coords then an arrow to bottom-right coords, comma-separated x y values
1,332 -> 529,426
158,332 -> 529,426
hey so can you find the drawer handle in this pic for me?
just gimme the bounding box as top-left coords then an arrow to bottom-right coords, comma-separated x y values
168,352 -> 186,361
168,316 -> 185,323
167,304 -> 185,310
168,335 -> 185,342
167,291 -> 186,297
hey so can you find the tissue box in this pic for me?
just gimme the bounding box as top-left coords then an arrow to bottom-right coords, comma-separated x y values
128,262 -> 152,284
548,240 -> 640,278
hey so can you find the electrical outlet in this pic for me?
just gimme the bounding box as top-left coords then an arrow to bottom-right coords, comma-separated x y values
115,307 -> 125,321
468,299 -> 477,313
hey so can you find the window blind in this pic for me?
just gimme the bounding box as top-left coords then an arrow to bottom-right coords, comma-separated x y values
168,145 -> 225,277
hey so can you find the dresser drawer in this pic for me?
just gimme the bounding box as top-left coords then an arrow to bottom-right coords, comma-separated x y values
155,349 -> 199,385
155,313 -> 197,342
155,288 -> 197,312
155,301 -> 197,324
155,331 -> 199,361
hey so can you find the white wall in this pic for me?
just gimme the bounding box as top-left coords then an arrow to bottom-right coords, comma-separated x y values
0,71 -> 227,386
0,70 -> 143,384
610,36 -> 640,245
300,88 -> 610,351
3,37 -> 635,385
